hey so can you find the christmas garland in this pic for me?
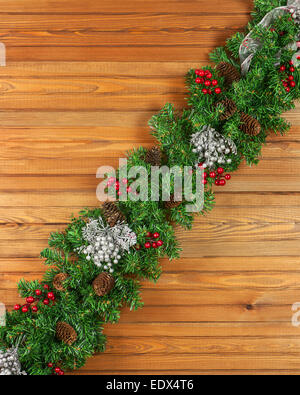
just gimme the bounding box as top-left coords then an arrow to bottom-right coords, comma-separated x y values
0,0 -> 299,375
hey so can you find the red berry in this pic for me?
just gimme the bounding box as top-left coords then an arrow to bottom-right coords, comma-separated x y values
212,79 -> 218,86
26,297 -> 35,304
135,244 -> 141,250
43,299 -> 50,305
283,81 -> 288,87
209,171 -> 217,178
198,70 -> 205,77
146,232 -> 152,238
202,179 -> 208,185
152,242 -> 158,249
47,363 -> 53,368
215,88 -> 222,94
126,186 -> 132,193
47,292 -> 55,300
157,240 -> 163,247
117,191 -> 122,196
288,75 -> 294,81
32,306 -> 38,313
290,81 -> 296,87
195,78 -> 201,84
202,172 -> 208,179
198,162 -> 203,168
35,289 -> 42,296
279,31 -> 285,36
286,87 -> 290,92
144,242 -> 151,249
290,61 -> 294,65
217,167 -> 224,174
219,179 -> 226,186
115,184 -> 119,191
290,67 -> 295,73
225,174 -> 231,180
215,180 -> 220,186
58,370 -> 65,376
14,304 -> 21,311
202,89 -> 208,94
195,69 -> 200,75
199,78 -> 204,84
207,89 -> 212,95
279,65 -> 286,72
54,367 -> 61,374
43,284 -> 49,290
153,232 -> 160,239
206,71 -> 212,79
204,80 -> 211,87
22,306 -> 28,313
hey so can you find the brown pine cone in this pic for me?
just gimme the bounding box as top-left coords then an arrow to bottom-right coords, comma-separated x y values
56,322 -> 77,345
240,112 -> 261,136
102,201 -> 125,227
92,272 -> 115,297
53,273 -> 69,292
145,146 -> 162,166
218,98 -> 237,121
164,194 -> 182,209
216,62 -> 241,85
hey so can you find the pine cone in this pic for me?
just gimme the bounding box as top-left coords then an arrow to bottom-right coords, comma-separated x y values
216,62 -> 241,85
53,273 -> 69,292
218,98 -> 237,121
92,272 -> 115,297
56,322 -> 77,345
164,194 -> 182,209
240,112 -> 261,136
145,146 -> 162,166
102,201 -> 125,227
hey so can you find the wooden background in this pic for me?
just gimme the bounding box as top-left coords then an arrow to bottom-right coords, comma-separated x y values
0,0 -> 300,375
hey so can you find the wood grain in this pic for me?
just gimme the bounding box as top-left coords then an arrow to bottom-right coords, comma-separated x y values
0,0 -> 299,375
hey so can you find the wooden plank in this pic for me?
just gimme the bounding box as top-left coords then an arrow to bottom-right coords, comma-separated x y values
67,370 -> 300,375
3,276 -> 300,306
0,108 -> 298,128
2,256 -> 300,274
0,173 -> 299,192
1,205 -> 300,225
0,191 -> 299,208
80,354 -> 300,371
0,30 -> 238,47
2,239 -> 299,258
6,46 -> 219,62
0,62 -> 204,77
0,1 -> 252,14
0,14 -> 249,30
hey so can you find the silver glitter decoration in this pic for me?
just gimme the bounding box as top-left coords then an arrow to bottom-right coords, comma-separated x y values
0,347 -> 27,375
76,217 -> 137,273
191,125 -> 237,170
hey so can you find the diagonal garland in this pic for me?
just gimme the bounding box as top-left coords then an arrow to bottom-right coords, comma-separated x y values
0,0 -> 299,375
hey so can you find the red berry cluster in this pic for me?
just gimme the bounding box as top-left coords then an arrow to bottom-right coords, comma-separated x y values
201,166 -> 231,187
14,284 -> 55,314
144,232 -> 163,249
47,363 -> 65,376
107,177 -> 133,196
195,69 -> 222,95
279,61 -> 296,93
